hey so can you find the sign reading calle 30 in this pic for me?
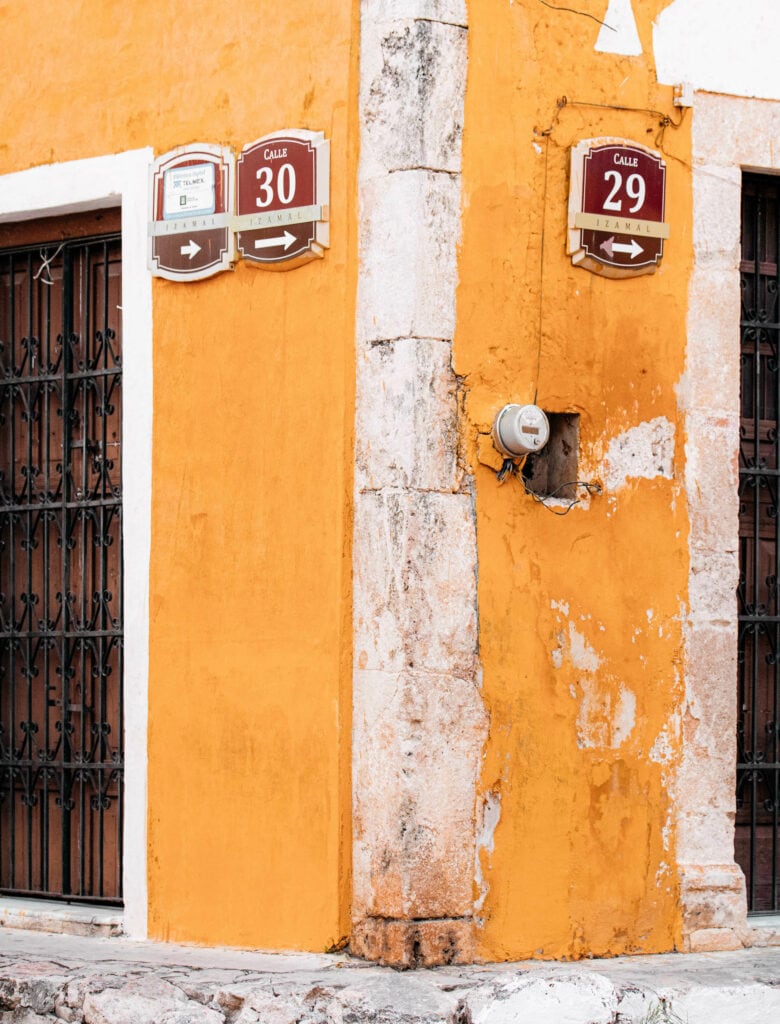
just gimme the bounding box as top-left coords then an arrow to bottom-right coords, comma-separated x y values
567,138 -> 669,279
236,130 -> 329,270
149,145 -> 234,282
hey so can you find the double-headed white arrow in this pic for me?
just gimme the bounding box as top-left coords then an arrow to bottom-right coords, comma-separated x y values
180,239 -> 202,260
600,235 -> 643,260
255,230 -> 296,251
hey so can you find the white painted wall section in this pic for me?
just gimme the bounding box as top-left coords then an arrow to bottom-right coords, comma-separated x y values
596,0 -> 642,56
654,0 -> 780,101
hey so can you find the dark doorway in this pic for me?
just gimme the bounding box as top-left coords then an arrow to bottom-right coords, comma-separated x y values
738,173 -> 780,913
0,223 -> 123,903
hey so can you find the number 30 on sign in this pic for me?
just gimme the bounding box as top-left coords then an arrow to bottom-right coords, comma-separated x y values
235,129 -> 330,270
567,138 -> 669,279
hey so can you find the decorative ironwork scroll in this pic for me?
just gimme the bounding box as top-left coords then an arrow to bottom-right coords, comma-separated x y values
0,235 -> 123,903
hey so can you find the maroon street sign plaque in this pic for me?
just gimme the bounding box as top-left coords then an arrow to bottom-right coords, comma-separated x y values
149,145 -> 234,282
568,138 -> 669,279
235,130 -> 329,270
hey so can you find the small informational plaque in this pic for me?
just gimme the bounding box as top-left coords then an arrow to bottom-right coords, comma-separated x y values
149,146 -> 234,282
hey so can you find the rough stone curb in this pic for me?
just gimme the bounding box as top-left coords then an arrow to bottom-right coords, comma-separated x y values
0,933 -> 778,1024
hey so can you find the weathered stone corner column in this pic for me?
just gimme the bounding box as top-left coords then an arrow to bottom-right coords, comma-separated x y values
676,95 -> 752,953
351,0 -> 488,967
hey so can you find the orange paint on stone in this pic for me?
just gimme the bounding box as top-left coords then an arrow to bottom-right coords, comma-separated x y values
455,3 -> 691,960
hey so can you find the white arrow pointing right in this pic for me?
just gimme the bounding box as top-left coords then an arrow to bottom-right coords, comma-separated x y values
254,230 -> 296,251
180,239 -> 202,260
599,235 -> 643,260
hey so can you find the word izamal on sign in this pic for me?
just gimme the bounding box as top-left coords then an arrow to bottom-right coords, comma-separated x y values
567,138 -> 669,279
236,130 -> 330,270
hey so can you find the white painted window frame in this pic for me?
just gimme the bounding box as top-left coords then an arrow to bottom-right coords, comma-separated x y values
0,150 -> 153,937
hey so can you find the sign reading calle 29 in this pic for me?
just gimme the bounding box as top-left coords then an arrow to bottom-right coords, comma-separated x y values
568,138 -> 669,279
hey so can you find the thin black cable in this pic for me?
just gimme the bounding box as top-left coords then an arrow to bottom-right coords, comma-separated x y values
523,477 -> 602,516
496,458 -> 602,515
537,0 -> 616,31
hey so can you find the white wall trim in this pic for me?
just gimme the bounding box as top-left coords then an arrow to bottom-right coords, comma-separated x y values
678,93 -> 780,950
0,149 -> 153,938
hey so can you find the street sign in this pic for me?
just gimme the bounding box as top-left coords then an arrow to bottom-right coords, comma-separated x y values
568,138 -> 669,279
235,130 -> 329,270
149,145 -> 234,281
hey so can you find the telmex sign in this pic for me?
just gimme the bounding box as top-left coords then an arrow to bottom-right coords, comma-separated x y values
567,138 -> 669,279
148,130 -> 330,282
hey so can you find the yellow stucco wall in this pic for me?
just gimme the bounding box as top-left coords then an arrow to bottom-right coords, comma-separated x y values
0,1 -> 357,949
456,2 -> 691,959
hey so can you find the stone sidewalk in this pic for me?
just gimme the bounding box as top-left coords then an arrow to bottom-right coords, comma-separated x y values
0,928 -> 778,1024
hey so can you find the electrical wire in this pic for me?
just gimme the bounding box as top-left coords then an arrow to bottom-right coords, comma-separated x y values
537,0 -> 616,31
496,457 -> 602,515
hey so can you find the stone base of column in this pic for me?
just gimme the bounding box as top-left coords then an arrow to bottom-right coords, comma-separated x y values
350,917 -> 477,968
680,863 -> 750,952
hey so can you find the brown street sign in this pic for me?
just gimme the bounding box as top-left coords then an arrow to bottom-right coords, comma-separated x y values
236,130 -> 329,270
149,145 -> 234,282
568,138 -> 669,279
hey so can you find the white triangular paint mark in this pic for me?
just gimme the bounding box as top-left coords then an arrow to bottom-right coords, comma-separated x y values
595,0 -> 642,56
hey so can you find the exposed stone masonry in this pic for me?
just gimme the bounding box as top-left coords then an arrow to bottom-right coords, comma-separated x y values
352,0 -> 488,965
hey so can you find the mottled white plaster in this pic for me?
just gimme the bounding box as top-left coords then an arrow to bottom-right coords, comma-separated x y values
654,0 -> 780,102
363,0 -> 467,26
357,171 -> 462,342
576,680 -> 636,750
595,0 -> 642,57
602,416 -> 675,491
355,339 -> 460,492
361,18 -> 466,178
474,790 -> 501,915
352,0 -> 482,947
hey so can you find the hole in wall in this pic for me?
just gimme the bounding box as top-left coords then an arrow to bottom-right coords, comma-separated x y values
522,413 -> 580,501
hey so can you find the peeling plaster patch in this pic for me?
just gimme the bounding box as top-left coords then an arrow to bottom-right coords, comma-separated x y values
551,615 -> 602,673
602,416 -> 675,492
612,686 -> 637,746
474,789 -> 501,914
649,716 -> 680,764
595,0 -> 642,56
661,814 -> 673,853
569,622 -> 601,672
577,681 -> 636,749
